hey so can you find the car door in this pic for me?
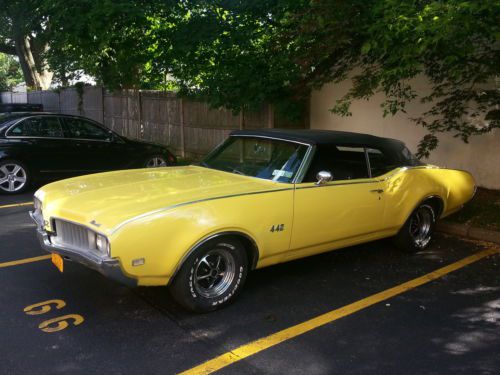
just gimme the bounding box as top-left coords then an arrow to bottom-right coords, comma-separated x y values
6,115 -> 78,178
62,117 -> 127,172
288,144 -> 387,260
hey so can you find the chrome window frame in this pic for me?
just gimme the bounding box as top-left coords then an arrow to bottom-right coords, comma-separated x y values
201,134 -> 315,184
62,116 -> 115,142
5,115 -> 65,139
5,114 -> 117,143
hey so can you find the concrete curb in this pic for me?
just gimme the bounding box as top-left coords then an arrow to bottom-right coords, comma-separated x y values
437,222 -> 500,245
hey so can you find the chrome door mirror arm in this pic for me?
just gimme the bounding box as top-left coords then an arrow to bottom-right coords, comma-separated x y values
316,171 -> 333,186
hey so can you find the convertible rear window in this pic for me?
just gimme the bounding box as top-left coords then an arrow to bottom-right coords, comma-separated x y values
366,148 -> 398,177
201,136 -> 308,183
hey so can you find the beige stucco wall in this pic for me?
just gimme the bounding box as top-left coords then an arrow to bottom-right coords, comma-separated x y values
310,79 -> 500,189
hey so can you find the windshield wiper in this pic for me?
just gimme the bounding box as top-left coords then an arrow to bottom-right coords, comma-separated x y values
231,168 -> 246,176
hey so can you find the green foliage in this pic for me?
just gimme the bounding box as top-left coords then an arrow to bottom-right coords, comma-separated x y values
0,53 -> 23,91
327,0 -> 500,157
22,0 -> 500,155
149,0 -> 499,156
40,0 -> 167,89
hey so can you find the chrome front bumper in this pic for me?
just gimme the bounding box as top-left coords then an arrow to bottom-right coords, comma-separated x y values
30,211 -> 137,287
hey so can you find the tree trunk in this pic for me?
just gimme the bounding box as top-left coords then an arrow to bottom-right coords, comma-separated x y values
14,35 -> 52,90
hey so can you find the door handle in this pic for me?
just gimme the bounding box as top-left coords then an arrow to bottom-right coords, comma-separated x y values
370,189 -> 384,194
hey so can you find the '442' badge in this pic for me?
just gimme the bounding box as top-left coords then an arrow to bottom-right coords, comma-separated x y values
270,224 -> 285,232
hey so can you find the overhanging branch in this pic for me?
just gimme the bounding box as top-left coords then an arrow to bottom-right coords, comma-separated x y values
0,43 -> 16,55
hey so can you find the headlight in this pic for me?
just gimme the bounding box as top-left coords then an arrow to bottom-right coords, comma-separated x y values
33,197 -> 44,225
34,197 -> 42,214
95,233 -> 110,256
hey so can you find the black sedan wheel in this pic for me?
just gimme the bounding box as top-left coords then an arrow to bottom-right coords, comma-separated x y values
0,160 -> 30,194
170,238 -> 248,312
145,156 -> 168,168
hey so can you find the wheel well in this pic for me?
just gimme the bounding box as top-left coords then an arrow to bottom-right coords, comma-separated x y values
226,234 -> 260,270
169,232 -> 260,286
422,196 -> 444,218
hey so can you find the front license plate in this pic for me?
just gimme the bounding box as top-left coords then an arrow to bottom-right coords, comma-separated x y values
51,253 -> 64,273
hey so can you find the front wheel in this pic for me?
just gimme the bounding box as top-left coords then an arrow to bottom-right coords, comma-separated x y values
0,160 -> 30,194
394,204 -> 436,253
169,238 -> 248,312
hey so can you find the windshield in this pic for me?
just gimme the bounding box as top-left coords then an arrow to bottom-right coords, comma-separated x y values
202,136 -> 309,183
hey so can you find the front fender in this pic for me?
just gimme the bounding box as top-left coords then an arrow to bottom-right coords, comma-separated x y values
109,189 -> 293,285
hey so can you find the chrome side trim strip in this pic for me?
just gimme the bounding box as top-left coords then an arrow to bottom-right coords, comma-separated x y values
114,167 -> 410,234
295,176 -> 387,190
5,135 -> 113,142
111,187 -> 294,235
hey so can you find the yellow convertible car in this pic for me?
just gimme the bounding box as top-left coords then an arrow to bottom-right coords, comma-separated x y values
31,129 -> 475,312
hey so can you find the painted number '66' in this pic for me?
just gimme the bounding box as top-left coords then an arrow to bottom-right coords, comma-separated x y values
38,314 -> 84,333
23,299 -> 66,315
23,299 -> 84,333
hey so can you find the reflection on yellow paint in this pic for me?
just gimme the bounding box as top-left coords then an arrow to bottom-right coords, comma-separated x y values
38,314 -> 84,333
23,299 -> 66,315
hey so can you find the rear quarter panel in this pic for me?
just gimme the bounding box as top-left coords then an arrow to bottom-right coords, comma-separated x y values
383,167 -> 475,231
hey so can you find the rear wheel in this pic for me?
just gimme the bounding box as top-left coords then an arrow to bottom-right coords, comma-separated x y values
0,160 -> 30,194
394,203 -> 436,253
170,238 -> 248,312
145,155 -> 168,168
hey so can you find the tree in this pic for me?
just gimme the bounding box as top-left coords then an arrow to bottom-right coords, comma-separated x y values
0,0 -> 53,89
7,0 -> 496,156
40,0 -> 168,89
150,0 -> 499,156
327,0 -> 500,157
0,53 -> 24,91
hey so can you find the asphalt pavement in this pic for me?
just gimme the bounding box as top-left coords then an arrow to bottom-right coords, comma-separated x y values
1,189 -> 499,375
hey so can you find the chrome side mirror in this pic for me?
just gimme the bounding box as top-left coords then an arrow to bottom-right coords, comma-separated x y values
316,170 -> 333,185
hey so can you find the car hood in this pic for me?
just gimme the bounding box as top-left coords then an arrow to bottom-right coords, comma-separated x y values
35,166 -> 285,235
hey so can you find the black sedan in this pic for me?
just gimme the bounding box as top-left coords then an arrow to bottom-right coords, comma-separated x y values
0,112 -> 176,194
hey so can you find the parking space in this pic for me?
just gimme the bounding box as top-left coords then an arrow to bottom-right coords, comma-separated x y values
1,192 -> 499,374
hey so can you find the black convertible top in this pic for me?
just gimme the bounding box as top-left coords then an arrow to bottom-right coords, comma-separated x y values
231,129 -> 403,148
230,129 -> 421,166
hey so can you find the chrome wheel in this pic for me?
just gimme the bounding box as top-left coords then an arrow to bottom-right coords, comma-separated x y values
193,248 -> 236,298
409,205 -> 434,248
0,163 -> 27,193
146,157 -> 167,168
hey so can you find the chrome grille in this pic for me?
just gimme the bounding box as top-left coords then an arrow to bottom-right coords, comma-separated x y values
52,219 -> 92,250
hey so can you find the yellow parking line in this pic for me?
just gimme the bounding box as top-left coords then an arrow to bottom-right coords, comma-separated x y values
0,255 -> 51,268
180,246 -> 500,375
0,202 -> 33,209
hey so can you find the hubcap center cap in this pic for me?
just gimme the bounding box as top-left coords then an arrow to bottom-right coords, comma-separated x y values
210,269 -> 218,277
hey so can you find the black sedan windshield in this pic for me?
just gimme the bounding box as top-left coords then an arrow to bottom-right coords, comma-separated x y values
202,136 -> 309,183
